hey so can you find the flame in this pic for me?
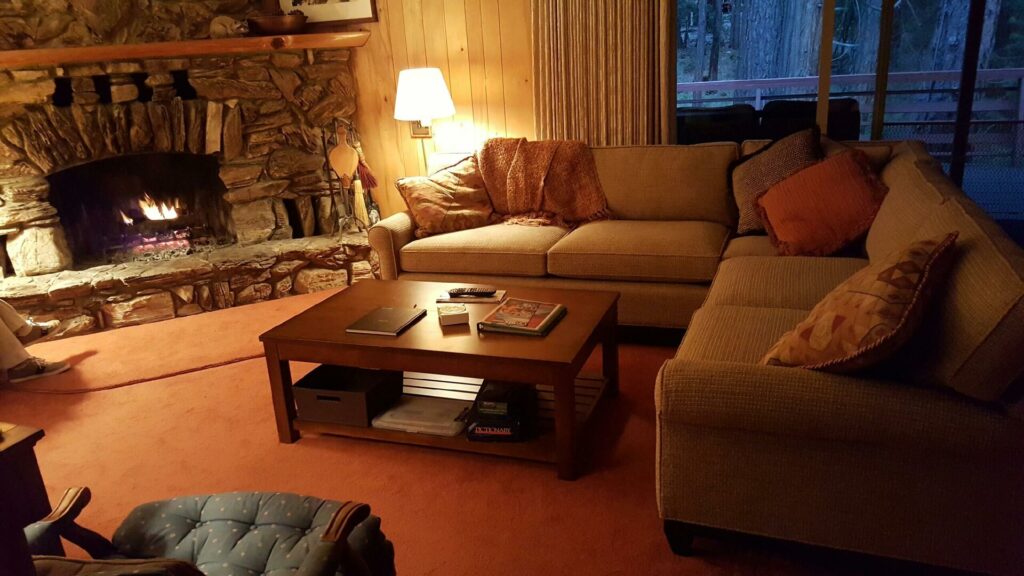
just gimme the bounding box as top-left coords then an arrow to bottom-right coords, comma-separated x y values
119,210 -> 134,226
138,193 -> 179,221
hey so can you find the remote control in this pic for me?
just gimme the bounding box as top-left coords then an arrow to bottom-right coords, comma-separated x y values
448,286 -> 497,297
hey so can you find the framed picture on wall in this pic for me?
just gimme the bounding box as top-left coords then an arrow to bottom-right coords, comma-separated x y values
282,0 -> 378,24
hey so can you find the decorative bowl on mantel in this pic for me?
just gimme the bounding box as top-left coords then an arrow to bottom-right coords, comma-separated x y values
247,14 -> 308,36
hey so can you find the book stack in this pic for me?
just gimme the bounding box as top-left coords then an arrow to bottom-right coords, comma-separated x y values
466,381 -> 538,442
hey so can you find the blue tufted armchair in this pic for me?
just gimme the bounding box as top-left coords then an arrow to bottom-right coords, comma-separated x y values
23,488 -> 395,576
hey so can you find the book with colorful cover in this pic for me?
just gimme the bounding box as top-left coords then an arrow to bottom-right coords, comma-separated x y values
477,298 -> 566,336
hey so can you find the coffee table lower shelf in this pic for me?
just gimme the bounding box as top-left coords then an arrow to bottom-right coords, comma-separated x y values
294,375 -> 607,466
294,419 -> 559,463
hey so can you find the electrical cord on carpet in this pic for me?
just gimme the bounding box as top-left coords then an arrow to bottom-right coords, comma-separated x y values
5,353 -> 265,394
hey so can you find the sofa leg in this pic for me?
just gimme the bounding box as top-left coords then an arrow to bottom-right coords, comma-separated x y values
663,520 -> 695,556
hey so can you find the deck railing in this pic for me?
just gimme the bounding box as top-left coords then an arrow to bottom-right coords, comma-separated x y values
676,68 -> 1024,164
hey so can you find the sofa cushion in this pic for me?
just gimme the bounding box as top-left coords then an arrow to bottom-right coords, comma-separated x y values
762,232 -> 958,373
732,128 -> 822,234
705,256 -> 868,310
590,144 -> 737,225
743,138 -> 895,172
401,224 -> 567,277
868,141 -> 952,261
657,358 -> 1024,457
396,155 -> 494,238
675,305 -> 810,364
896,196 -> 1024,402
721,235 -> 777,259
758,150 -> 888,256
547,220 -> 727,283
822,137 -> 893,172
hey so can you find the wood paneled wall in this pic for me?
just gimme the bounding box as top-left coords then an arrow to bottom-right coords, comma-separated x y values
349,0 -> 535,217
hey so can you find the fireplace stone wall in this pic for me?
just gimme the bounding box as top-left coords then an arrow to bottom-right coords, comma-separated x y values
0,32 -> 377,336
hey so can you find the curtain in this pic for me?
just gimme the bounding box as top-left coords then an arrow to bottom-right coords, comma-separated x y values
532,0 -> 677,145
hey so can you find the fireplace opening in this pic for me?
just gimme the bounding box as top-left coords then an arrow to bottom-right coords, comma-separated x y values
47,153 -> 233,267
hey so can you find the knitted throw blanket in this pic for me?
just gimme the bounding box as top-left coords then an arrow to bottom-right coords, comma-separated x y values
477,137 -> 610,226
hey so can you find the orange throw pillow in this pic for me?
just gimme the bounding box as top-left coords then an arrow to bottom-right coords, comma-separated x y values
762,232 -> 958,373
397,155 -> 495,238
757,150 -> 888,256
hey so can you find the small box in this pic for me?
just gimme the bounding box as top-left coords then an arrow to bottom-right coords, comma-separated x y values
437,303 -> 469,326
294,365 -> 402,427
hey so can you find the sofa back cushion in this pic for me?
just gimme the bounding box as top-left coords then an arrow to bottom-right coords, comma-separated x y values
868,141 -> 956,260
894,195 -> 1024,402
873,143 -> 1024,401
742,139 -> 894,171
590,143 -> 737,225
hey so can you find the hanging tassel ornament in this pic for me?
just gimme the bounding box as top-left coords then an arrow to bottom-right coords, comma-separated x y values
356,158 -> 378,190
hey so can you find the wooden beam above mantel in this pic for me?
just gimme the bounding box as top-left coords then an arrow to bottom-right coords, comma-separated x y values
0,31 -> 370,70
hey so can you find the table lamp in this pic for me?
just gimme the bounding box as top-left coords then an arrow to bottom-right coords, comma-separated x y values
394,67 -> 455,138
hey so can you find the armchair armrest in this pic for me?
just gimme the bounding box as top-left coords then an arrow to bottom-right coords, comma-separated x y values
297,501 -> 372,576
23,487 -> 117,559
656,359 -> 1023,457
368,212 -> 415,280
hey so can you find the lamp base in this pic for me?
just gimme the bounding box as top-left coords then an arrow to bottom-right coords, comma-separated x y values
409,120 -> 433,139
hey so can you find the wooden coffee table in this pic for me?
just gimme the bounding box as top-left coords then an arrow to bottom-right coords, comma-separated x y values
260,279 -> 619,480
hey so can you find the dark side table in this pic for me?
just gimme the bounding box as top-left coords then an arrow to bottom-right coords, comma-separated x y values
0,423 -> 50,528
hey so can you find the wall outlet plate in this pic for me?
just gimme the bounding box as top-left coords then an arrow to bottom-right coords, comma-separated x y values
409,120 -> 432,139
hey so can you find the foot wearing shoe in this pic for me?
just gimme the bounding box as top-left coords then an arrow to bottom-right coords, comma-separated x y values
17,319 -> 60,345
8,357 -> 70,384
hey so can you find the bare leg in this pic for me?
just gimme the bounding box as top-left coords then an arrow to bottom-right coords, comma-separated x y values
0,321 -> 31,371
0,299 -> 30,337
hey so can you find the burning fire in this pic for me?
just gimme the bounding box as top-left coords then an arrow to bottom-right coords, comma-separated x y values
139,193 -> 180,221
119,210 -> 134,226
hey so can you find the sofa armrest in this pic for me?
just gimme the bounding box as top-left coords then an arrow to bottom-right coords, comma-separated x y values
23,487 -> 117,559
656,359 -> 1023,456
368,212 -> 415,280
297,502 -> 372,576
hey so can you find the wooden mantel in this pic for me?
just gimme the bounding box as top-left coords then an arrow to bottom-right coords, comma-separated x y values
0,31 -> 370,70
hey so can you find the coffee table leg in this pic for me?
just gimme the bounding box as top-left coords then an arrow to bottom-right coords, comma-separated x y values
554,375 -> 578,480
264,343 -> 299,443
603,303 -> 619,398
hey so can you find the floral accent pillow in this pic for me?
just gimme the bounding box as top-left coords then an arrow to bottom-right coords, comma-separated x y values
397,155 -> 495,238
762,232 -> 959,373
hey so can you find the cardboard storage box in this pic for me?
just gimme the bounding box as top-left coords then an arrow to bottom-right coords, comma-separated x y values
294,365 -> 403,427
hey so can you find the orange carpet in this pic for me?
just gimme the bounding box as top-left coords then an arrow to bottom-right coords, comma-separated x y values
14,289 -> 342,393
0,298 -> 952,575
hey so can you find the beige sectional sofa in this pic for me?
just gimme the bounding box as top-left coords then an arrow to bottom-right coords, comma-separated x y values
370,140 -> 1024,574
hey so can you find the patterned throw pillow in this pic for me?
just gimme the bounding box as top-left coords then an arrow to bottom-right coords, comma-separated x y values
731,127 -> 822,234
397,155 -> 495,238
762,232 -> 959,373
757,149 -> 888,256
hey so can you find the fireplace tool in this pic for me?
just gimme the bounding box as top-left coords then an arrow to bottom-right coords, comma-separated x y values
325,120 -> 362,233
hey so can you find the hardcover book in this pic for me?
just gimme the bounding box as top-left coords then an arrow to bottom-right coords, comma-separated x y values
477,298 -> 566,336
345,307 -> 426,336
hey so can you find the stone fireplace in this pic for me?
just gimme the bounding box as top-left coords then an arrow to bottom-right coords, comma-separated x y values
0,48 -> 375,337
47,153 -> 232,267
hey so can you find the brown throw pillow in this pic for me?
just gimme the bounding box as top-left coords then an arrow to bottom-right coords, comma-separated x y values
757,149 -> 888,256
762,232 -> 959,373
731,128 -> 822,234
397,155 -> 495,238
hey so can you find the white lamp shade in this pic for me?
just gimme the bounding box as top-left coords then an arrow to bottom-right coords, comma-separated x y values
393,68 -> 456,125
